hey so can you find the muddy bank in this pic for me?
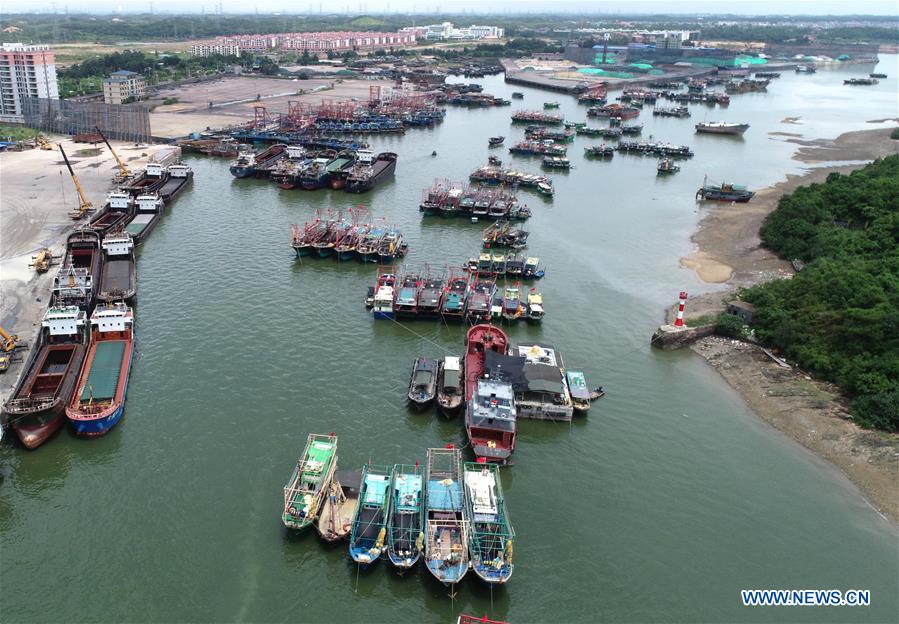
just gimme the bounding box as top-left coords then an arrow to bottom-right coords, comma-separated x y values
693,337 -> 899,524
675,126 -> 899,525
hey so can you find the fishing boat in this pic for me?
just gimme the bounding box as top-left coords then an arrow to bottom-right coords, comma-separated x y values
88,191 -> 133,236
96,231 -> 137,305
483,221 -> 529,249
394,274 -> 420,318
465,279 -> 494,323
795,65 -> 816,73
423,447 -> 470,588
585,145 -> 614,159
464,325 -> 516,462
696,176 -> 754,202
492,254 -> 507,275
408,357 -> 438,407
695,121 -> 749,136
522,257 -> 544,279
566,371 -> 593,412
51,229 -> 102,310
316,469 -> 362,543
501,286 -> 523,322
372,273 -> 396,320
526,290 -> 544,322
123,193 -> 165,244
282,433 -> 338,530
488,136 -> 504,147
356,227 -> 385,263
657,159 -> 680,174
487,155 -> 502,167
65,303 -> 134,436
536,181 -> 554,197
437,356 -> 464,416
335,223 -> 369,260
1,306 -> 87,448
440,276 -> 468,321
386,464 -> 425,570
349,464 -> 393,566
870,72 -> 887,79
511,92 -> 524,99
463,462 -> 515,584
418,278 -> 444,316
844,77 -> 879,85
543,101 -> 560,109
505,254 -> 524,277
542,156 -> 571,170
158,163 -> 193,202
345,150 -> 398,193
378,229 -> 408,263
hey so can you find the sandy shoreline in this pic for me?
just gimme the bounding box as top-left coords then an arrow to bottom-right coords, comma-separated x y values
679,126 -> 899,524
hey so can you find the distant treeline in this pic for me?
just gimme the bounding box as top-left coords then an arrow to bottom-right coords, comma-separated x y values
0,12 -> 896,45
742,155 -> 899,432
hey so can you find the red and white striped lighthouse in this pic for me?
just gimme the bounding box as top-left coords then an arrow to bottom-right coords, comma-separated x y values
674,291 -> 688,327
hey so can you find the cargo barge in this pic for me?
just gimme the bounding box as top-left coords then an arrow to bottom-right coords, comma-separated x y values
51,229 -> 102,310
122,162 -> 169,197
96,232 -> 137,305
345,150 -> 398,193
229,143 -> 287,178
1,306 -> 87,449
66,303 -> 135,436
88,191 -> 134,236
122,193 -> 165,244
157,163 -> 193,202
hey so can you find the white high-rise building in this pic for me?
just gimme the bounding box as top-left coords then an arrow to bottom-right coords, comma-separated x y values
0,43 -> 58,123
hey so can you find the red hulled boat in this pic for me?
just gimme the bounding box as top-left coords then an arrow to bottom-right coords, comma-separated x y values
464,324 -> 516,462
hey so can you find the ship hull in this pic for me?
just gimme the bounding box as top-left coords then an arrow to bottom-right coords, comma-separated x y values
230,165 -> 256,178
345,155 -> 397,193
695,124 -> 749,136
372,310 -> 395,320
67,338 -> 133,437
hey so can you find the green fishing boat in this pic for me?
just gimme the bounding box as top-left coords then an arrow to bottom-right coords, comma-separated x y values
463,461 -> 515,585
543,101 -> 560,109
282,433 -> 338,530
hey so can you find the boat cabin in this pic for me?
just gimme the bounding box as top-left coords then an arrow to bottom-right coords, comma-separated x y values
91,303 -> 134,338
372,285 -> 395,319
52,266 -> 92,306
286,145 -> 307,160
145,162 -> 166,178
441,356 -> 462,396
43,306 -> 86,338
355,149 -> 375,165
484,343 -> 574,421
167,163 -> 192,178
106,191 -> 133,210
101,232 -> 134,257
135,194 -> 163,213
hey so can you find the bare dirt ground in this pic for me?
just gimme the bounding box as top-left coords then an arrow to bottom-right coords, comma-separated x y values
675,126 -> 899,524
0,138 -> 165,403
681,127 -> 899,286
149,76 -> 396,138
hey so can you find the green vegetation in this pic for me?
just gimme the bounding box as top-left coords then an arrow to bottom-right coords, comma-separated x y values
0,125 -> 41,141
715,313 -> 748,339
742,156 -> 899,431
56,50 -> 273,98
891,127 -> 899,140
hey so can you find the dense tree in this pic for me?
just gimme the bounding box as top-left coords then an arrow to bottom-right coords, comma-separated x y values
743,155 -> 899,431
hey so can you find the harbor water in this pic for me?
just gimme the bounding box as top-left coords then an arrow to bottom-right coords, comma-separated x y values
2,57 -> 898,622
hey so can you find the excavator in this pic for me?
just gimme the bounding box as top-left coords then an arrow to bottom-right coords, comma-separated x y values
0,326 -> 27,373
36,134 -> 54,150
58,143 -> 93,219
94,125 -> 131,183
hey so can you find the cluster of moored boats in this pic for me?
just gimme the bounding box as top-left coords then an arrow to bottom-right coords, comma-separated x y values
368,265 -> 544,324
281,436 -> 515,589
290,213 -> 407,262
1,157 -> 193,449
230,144 -> 397,193
419,181 -> 532,220
469,164 -> 555,197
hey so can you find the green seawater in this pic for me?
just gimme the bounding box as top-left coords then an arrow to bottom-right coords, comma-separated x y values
2,57 -> 897,623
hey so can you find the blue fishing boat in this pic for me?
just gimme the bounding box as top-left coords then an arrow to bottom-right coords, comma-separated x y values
387,464 -> 425,570
348,464 -> 393,566
424,447 -> 470,589
463,461 -> 515,584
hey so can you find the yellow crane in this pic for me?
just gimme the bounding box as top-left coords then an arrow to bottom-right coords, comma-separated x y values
58,143 -> 93,219
29,248 -> 54,272
36,134 -> 54,150
94,125 -> 131,182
